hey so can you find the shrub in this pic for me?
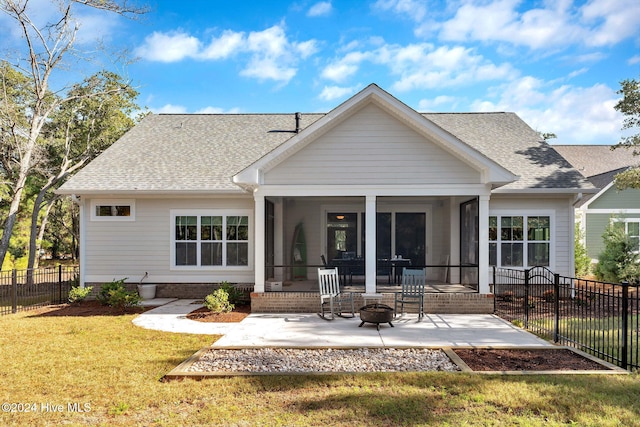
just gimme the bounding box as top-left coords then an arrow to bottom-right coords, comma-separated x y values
97,278 -> 141,308
542,289 -> 555,303
594,221 -> 640,283
68,286 -> 93,304
217,281 -> 244,305
574,223 -> 591,277
204,288 -> 234,314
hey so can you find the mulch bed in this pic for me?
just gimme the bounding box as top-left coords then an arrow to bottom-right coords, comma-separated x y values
26,300 -> 154,317
454,348 -> 610,371
185,304 -> 251,323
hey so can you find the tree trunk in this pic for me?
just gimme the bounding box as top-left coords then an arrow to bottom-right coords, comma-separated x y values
0,174 -> 29,268
27,190 -> 58,271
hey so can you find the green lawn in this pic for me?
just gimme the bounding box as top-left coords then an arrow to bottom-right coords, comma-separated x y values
527,315 -> 639,369
1,309 -> 639,426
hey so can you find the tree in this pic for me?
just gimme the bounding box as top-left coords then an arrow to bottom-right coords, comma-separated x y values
574,223 -> 591,278
612,76 -> 640,189
26,70 -> 141,270
0,0 -> 146,267
594,220 -> 640,283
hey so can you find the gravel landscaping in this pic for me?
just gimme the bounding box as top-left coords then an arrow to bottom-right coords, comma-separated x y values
186,348 -> 460,374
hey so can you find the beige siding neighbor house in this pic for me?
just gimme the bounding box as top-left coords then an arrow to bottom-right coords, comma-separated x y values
58,84 -> 595,313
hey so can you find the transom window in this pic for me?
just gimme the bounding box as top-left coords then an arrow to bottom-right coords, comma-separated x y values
172,211 -> 250,268
489,214 -> 551,268
90,199 -> 135,221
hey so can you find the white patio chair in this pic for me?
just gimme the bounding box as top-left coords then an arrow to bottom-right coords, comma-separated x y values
317,267 -> 355,320
394,268 -> 426,320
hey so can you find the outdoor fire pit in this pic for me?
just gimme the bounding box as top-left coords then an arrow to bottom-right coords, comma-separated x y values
359,303 -> 394,330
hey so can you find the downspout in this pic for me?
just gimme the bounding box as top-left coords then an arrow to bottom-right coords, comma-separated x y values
72,195 -> 86,289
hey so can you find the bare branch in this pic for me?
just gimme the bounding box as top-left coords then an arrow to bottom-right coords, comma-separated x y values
71,0 -> 149,17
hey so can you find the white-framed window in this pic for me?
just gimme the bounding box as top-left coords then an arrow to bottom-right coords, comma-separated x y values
90,199 -> 135,221
489,213 -> 552,268
170,210 -> 251,269
612,218 -> 640,253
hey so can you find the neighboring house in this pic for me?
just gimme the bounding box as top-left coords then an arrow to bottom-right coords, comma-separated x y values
58,84 -> 595,312
552,145 -> 640,262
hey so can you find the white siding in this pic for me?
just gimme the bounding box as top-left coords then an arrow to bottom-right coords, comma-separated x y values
489,196 -> 574,277
83,197 -> 255,284
264,104 -> 480,185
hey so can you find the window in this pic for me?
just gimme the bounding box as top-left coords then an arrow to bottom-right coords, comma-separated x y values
90,199 -> 135,221
489,214 -> 551,268
172,211 -> 250,268
612,219 -> 640,253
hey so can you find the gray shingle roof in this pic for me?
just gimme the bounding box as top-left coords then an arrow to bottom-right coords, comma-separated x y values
552,145 -> 638,178
59,113 -> 323,193
59,110 -> 594,194
424,113 -> 593,191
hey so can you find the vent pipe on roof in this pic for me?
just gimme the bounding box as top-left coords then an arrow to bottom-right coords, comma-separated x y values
295,112 -> 301,133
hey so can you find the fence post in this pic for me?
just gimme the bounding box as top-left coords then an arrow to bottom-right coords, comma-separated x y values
524,268 -> 530,328
621,281 -> 629,370
553,273 -> 560,343
492,266 -> 496,312
11,269 -> 17,314
58,265 -> 63,304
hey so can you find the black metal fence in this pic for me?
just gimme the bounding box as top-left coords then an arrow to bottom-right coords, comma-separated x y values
0,265 -> 79,315
493,266 -> 639,371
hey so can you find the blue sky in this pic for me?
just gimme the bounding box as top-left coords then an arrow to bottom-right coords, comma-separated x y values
3,0 -> 640,145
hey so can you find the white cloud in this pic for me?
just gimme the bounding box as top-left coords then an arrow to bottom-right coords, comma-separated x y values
155,104 -> 188,114
580,0 -> 640,47
318,85 -> 359,101
135,31 -> 200,62
195,106 -> 242,114
153,104 -> 241,114
471,78 -> 623,145
418,95 -> 458,111
373,0 -> 426,22
399,0 -> 640,51
629,55 -> 640,65
322,42 -> 517,91
307,1 -> 333,17
200,30 -> 245,60
438,0 -> 585,50
321,51 -> 370,82
241,57 -> 297,83
135,24 -> 318,84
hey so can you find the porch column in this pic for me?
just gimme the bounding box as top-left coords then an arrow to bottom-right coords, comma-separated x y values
478,195 -> 490,294
365,195 -> 377,295
254,192 -> 266,293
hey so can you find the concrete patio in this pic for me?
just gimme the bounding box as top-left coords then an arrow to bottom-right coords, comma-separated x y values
134,299 -> 553,348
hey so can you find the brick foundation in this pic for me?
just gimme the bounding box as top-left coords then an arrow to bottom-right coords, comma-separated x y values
85,281 -> 494,314
251,292 -> 494,314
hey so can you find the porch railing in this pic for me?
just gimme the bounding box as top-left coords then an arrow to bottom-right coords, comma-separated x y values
493,266 -> 640,371
265,263 -> 479,292
0,265 -> 79,316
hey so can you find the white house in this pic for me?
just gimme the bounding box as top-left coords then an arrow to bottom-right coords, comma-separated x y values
57,84 -> 595,313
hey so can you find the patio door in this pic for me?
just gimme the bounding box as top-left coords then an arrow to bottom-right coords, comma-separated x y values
374,212 -> 426,267
325,209 -> 427,266
327,212 -> 359,261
